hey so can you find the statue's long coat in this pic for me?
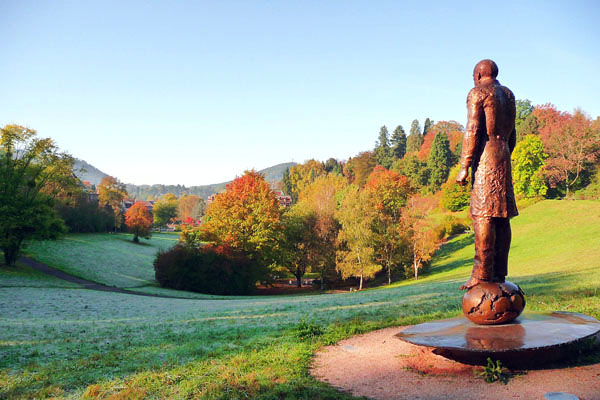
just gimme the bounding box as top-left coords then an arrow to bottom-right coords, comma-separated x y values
461,80 -> 519,218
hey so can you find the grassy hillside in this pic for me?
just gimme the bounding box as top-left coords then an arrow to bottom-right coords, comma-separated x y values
1,200 -> 599,399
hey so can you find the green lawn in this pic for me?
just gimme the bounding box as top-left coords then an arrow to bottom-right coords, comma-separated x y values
24,233 -> 178,288
1,200 -> 599,399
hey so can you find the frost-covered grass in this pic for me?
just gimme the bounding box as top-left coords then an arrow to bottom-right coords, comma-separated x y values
0,261 -> 79,288
1,200 -> 599,399
24,233 -> 178,288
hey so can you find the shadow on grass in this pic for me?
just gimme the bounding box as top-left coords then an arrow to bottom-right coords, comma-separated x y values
115,237 -> 153,247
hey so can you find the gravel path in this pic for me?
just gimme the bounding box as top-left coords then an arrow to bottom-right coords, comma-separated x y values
311,326 -> 600,400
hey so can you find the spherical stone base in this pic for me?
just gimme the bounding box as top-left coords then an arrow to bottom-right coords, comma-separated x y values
462,280 -> 525,325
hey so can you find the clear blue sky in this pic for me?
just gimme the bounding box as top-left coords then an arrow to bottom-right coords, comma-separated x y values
1,1 -> 599,186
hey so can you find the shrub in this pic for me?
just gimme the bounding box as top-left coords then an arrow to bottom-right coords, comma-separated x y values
154,244 -> 260,295
440,215 -> 471,238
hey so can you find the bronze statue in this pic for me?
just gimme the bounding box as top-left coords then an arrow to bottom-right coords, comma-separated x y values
456,60 -> 525,325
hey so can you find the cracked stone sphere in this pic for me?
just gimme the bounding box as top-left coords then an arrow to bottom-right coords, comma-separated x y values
462,281 -> 526,325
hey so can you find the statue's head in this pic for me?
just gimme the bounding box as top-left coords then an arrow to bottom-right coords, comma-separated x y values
473,59 -> 498,86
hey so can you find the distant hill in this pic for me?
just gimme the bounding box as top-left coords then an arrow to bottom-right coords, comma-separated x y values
125,162 -> 297,200
73,159 -> 110,186
73,159 -> 297,200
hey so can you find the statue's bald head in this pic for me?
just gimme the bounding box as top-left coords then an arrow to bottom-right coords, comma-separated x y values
473,59 -> 498,85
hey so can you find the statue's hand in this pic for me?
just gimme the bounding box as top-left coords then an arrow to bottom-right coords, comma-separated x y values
456,168 -> 469,186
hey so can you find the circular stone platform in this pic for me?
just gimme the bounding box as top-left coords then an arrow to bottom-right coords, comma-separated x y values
396,311 -> 600,367
311,325 -> 600,400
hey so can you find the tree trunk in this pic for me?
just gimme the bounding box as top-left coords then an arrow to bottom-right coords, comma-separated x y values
3,239 -> 22,266
295,271 -> 302,288
133,234 -> 139,243
388,264 -> 391,285
414,261 -> 419,280
320,271 -> 324,290
359,274 -> 363,290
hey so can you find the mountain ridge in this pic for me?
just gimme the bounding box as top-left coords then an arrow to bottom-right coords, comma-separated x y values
73,159 -> 297,200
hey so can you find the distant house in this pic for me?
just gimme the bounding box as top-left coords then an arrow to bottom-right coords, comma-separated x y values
123,200 -> 154,215
273,190 -> 292,207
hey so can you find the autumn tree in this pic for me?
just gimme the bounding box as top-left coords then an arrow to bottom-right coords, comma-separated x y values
279,206 -> 319,287
391,125 -> 407,160
543,110 -> 600,197
153,193 -> 178,227
286,160 -> 327,202
512,135 -> 548,198
0,125 -> 78,266
177,194 -> 205,222
343,151 -> 376,187
440,164 -> 471,211
364,166 -> 413,284
336,185 -> 381,290
98,176 -> 128,230
401,195 -> 441,280
393,154 -> 430,189
199,170 -> 281,272
374,125 -> 393,168
427,132 -> 452,191
406,130 -> 424,154
296,174 -> 347,289
125,202 -> 152,243
533,103 -> 572,143
323,157 -> 343,175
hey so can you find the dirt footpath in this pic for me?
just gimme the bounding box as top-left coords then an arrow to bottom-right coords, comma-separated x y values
311,326 -> 600,400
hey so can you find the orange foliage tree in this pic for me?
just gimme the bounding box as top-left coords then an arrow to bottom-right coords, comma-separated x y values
532,103 -> 572,143
400,195 -> 441,280
199,170 -> 282,270
125,202 -> 152,243
365,166 -> 414,284
542,110 -> 600,196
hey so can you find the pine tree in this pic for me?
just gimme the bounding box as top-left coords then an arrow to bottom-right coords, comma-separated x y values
374,125 -> 393,168
423,118 -> 434,136
410,119 -> 421,136
427,132 -> 452,191
391,125 -> 407,160
406,131 -> 424,153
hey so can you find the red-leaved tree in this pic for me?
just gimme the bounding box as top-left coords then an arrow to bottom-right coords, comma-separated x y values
542,109 -> 600,196
125,202 -> 152,243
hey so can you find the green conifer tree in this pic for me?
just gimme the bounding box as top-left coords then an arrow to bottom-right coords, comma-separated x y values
427,132 -> 452,191
391,125 -> 407,160
374,125 -> 393,168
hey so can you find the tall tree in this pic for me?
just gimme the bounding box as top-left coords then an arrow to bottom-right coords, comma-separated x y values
410,119 -> 422,136
374,125 -> 393,168
0,125 -> 78,266
200,170 -> 281,271
125,202 -> 153,243
153,193 -> 178,227
543,110 -> 600,197
515,99 -> 534,136
296,174 -> 347,289
401,195 -> 441,280
343,151 -> 376,187
336,185 -> 381,290
177,194 -> 204,222
394,154 -> 430,189
364,166 -> 413,284
512,135 -> 548,198
423,118 -> 434,136
391,125 -> 407,160
323,158 -> 343,175
279,206 -> 319,287
98,176 -> 128,230
286,160 -> 327,202
427,132 -> 452,191
406,131 -> 424,154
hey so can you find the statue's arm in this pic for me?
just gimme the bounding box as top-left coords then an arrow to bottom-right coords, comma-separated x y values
457,89 -> 481,185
